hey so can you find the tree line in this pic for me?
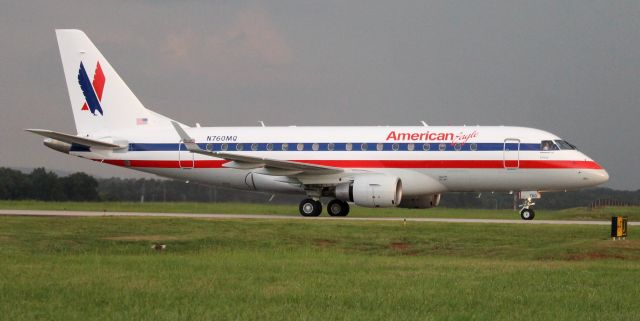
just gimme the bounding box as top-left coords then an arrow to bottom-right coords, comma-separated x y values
1,167 -> 638,209
0,168 -> 99,201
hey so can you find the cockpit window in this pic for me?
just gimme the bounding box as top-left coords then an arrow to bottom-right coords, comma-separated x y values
554,140 -> 577,150
540,140 -> 558,151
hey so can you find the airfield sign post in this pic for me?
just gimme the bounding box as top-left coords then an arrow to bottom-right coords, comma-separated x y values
611,216 -> 628,240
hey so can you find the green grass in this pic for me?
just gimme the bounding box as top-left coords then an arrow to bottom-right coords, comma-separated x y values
0,215 -> 639,320
1,200 -> 639,221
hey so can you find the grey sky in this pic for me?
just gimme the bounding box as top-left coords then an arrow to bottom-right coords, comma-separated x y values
1,1 -> 638,189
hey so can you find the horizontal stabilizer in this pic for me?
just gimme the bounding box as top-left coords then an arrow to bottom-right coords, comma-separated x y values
25,129 -> 125,148
171,121 -> 342,175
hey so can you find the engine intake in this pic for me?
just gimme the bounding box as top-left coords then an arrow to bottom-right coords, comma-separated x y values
336,175 -> 402,208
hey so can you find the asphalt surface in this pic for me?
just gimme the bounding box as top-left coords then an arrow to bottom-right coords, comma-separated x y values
0,209 -> 636,225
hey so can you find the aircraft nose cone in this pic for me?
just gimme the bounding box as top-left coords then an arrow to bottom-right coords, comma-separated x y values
597,169 -> 610,184
585,168 -> 609,186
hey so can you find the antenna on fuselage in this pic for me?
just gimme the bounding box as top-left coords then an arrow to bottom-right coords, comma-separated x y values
258,121 -> 266,127
420,121 -> 428,126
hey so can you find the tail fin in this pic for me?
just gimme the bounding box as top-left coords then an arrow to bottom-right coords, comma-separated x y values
56,29 -> 174,135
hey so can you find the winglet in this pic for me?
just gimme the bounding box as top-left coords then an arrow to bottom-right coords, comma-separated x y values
171,121 -> 191,141
171,121 -> 200,151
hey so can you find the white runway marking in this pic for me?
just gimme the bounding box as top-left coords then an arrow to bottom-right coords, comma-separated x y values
0,209 -> 635,226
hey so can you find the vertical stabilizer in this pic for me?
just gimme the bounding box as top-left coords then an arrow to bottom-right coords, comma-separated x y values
55,29 -> 173,135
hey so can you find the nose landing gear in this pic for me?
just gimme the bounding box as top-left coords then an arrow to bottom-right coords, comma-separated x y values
519,197 -> 536,220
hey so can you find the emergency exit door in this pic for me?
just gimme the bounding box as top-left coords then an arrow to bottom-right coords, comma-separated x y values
178,140 -> 194,169
503,139 -> 520,169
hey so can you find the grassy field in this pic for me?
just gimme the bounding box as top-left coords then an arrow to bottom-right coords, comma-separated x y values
1,200 -> 639,221
1,214 -> 639,320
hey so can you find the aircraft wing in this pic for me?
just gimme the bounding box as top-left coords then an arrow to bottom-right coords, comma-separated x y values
171,122 -> 343,175
25,129 -> 125,148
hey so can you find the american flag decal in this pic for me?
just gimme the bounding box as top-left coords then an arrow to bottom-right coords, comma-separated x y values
136,118 -> 148,125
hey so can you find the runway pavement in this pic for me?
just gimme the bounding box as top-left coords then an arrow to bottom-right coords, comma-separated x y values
1,209 -> 636,225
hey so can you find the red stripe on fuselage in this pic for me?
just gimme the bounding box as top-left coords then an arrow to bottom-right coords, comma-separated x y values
295,159 -> 602,169
97,159 -> 602,170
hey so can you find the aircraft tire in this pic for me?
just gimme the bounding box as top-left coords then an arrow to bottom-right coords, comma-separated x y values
299,199 -> 322,217
327,199 -> 350,217
520,208 -> 535,220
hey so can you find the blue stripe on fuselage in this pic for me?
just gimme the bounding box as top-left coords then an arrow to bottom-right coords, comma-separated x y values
124,142 -> 541,152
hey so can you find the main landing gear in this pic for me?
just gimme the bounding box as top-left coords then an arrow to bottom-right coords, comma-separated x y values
299,199 -> 322,217
298,199 -> 350,217
327,199 -> 350,217
519,197 -> 536,220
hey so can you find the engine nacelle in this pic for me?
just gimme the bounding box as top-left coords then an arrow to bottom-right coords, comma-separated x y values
398,194 -> 441,209
335,175 -> 402,208
43,138 -> 71,154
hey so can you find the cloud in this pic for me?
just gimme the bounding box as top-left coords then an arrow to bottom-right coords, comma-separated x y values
229,5 -> 293,66
160,4 -> 293,84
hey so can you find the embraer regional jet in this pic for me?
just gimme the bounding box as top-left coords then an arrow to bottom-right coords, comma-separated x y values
27,30 -> 609,220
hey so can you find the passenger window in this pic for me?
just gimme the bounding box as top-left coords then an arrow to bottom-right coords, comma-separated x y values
376,143 -> 384,151
422,143 -> 430,151
297,143 -> 304,151
438,143 -> 446,151
206,143 -> 213,151
346,143 -> 353,151
470,143 -> 477,151
221,143 -> 228,151
281,143 -> 289,151
236,143 -> 244,151
361,143 -> 368,151
251,143 -> 258,151
266,143 -> 273,151
392,143 -> 399,151
327,143 -> 335,151
312,143 -> 319,151
407,143 -> 415,151
454,143 -> 462,151
540,140 -> 558,151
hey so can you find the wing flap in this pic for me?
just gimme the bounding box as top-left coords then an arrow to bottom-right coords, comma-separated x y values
171,121 -> 342,175
215,151 -> 342,174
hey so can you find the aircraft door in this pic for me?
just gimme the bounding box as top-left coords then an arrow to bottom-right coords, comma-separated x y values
178,140 -> 194,169
503,139 -> 520,169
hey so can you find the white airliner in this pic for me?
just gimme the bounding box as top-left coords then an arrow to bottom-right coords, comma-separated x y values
27,30 -> 609,219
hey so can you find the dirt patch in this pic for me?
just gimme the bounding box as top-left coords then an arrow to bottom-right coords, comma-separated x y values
313,239 -> 337,248
390,242 -> 410,251
104,235 -> 181,241
566,252 -> 627,261
389,242 -> 421,256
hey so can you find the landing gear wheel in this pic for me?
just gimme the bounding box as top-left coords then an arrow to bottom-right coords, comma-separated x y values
520,208 -> 535,220
327,199 -> 350,217
299,199 -> 322,217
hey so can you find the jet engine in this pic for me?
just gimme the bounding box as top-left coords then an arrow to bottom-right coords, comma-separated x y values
335,174 -> 402,207
43,138 -> 71,154
398,194 -> 441,209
